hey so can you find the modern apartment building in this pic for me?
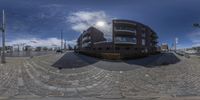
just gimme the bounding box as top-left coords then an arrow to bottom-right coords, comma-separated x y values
76,19 -> 159,59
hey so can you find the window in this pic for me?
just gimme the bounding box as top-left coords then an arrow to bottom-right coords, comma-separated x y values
115,47 -> 120,50
142,33 -> 146,38
106,47 -> 110,50
82,41 -> 91,48
82,36 -> 91,42
126,47 -> 130,50
141,48 -> 145,53
115,36 -> 137,44
135,48 -> 138,50
142,39 -> 145,46
145,48 -> 148,53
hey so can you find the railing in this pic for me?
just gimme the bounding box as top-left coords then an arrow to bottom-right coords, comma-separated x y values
114,37 -> 137,44
114,29 -> 137,33
175,50 -> 190,58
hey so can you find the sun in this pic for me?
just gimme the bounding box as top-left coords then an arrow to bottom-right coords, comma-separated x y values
96,21 -> 105,27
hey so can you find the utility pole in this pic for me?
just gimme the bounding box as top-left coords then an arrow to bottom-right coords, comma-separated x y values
0,10 -> 6,63
175,37 -> 178,52
60,30 -> 63,50
112,20 -> 115,53
64,39 -> 66,51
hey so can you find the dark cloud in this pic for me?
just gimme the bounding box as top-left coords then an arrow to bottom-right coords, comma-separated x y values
0,0 -> 199,48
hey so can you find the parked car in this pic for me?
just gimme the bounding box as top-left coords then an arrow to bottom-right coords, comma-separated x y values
56,49 -> 63,53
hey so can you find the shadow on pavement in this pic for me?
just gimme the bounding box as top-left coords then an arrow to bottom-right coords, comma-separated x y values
52,52 -> 99,69
52,52 -> 181,70
124,52 -> 181,68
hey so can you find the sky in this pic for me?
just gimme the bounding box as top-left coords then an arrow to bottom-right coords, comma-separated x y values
0,0 -> 200,48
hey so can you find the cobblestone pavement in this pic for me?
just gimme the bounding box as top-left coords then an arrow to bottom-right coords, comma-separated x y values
0,51 -> 200,100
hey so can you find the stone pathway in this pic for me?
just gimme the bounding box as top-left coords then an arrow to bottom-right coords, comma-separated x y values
0,52 -> 199,100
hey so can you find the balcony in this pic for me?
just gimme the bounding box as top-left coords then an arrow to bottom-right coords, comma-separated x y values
113,21 -> 137,26
114,36 -> 137,44
82,36 -> 91,43
152,40 -> 158,44
114,29 -> 137,33
82,42 -> 91,48
151,34 -> 158,39
114,27 -> 137,34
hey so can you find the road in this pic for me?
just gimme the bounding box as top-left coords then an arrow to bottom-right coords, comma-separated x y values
0,51 -> 200,100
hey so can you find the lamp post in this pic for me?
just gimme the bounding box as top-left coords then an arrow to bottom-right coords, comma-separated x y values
112,20 -> 115,53
0,10 -> 6,63
60,30 -> 63,51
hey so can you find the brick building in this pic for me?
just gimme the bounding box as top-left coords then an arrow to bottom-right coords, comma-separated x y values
76,19 -> 159,59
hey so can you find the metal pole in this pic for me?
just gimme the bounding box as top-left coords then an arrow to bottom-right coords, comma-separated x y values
64,39 -> 66,51
61,30 -> 63,50
112,20 -> 115,53
1,10 -> 6,63
174,38 -> 176,52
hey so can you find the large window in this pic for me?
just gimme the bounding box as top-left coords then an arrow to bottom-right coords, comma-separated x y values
82,36 -> 91,42
142,39 -> 145,46
82,42 -> 91,48
115,36 -> 137,44
142,33 -> 146,38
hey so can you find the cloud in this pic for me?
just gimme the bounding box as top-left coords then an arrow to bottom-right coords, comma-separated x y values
6,37 -> 76,48
188,31 -> 200,47
67,11 -> 113,40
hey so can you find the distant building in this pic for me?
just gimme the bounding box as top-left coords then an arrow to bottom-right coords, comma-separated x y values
161,43 -> 169,52
0,46 -> 13,53
185,46 -> 200,54
192,46 -> 200,53
25,45 -> 32,51
76,19 -> 159,59
156,45 -> 161,52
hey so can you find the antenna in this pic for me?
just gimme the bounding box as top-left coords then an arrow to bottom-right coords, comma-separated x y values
2,10 -> 5,29
61,30 -> 63,50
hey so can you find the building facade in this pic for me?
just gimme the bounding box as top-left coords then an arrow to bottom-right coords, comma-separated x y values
76,19 -> 159,59
77,26 -> 106,51
161,43 -> 169,52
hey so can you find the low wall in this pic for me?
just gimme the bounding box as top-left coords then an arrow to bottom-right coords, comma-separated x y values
75,50 -> 159,60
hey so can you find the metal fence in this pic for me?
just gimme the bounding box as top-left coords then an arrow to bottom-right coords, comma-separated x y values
1,51 -> 55,57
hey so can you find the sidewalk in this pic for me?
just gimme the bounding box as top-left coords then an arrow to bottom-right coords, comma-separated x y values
5,96 -> 200,100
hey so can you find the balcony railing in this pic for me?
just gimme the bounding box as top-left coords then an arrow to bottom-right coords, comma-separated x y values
114,37 -> 137,44
114,27 -> 137,33
114,29 -> 137,33
82,36 -> 91,42
151,34 -> 158,39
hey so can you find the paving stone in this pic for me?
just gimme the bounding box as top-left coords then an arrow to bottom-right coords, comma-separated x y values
0,52 -> 200,99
